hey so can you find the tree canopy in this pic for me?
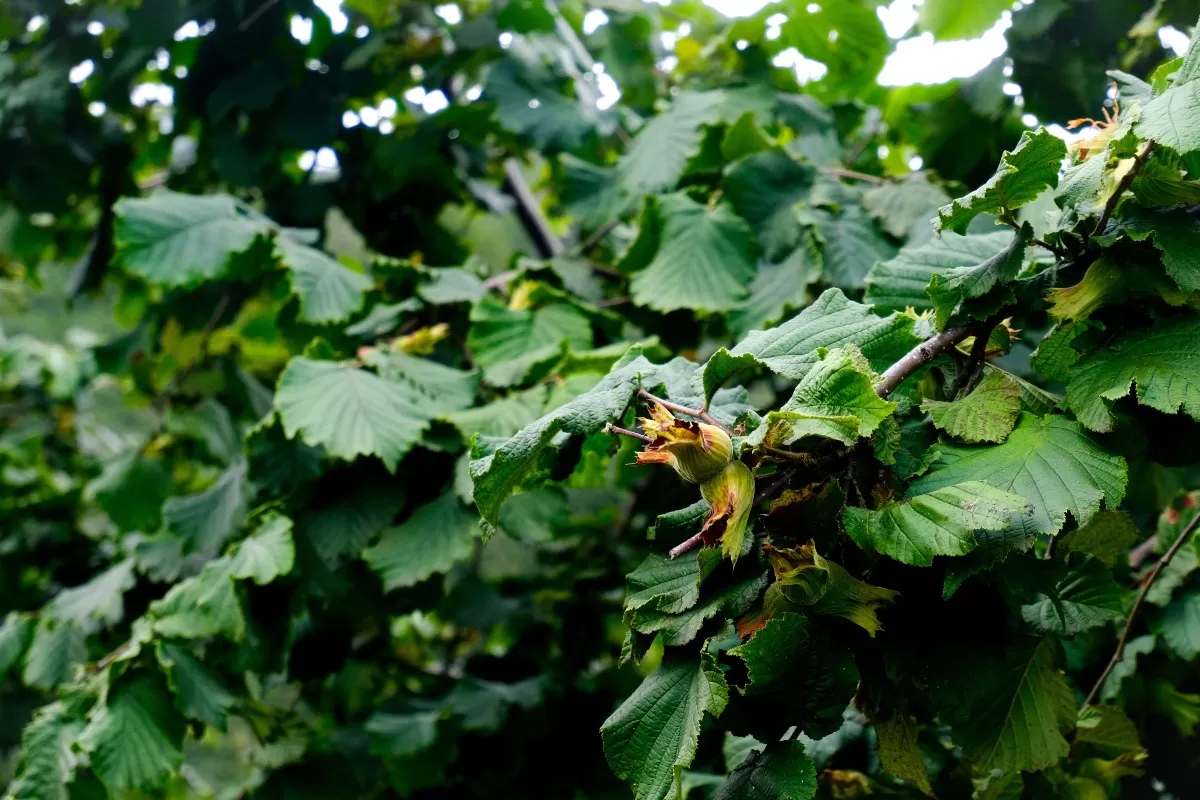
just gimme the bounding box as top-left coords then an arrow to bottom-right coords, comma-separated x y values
4,0 -> 1200,798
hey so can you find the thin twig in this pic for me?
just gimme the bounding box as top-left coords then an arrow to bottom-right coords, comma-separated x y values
1043,535 -> 1057,561
1129,535 -> 1159,569
1084,506 -> 1200,707
669,532 -> 705,559
156,293 -> 231,406
875,323 -> 977,398
596,296 -> 630,308
575,219 -> 621,254
1092,140 -> 1155,236
760,446 -> 822,466
823,167 -> 885,184
238,0 -> 281,31
604,423 -> 652,443
483,270 -> 515,292
1032,237 -> 1068,259
636,389 -> 731,432
755,468 -> 796,505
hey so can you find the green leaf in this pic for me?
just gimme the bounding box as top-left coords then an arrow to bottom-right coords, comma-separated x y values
86,451 -> 171,533
1159,589 -> 1200,660
806,204 -> 897,291
466,295 -> 592,386
470,350 -> 654,527
909,413 -> 1127,536
863,174 -> 951,239
844,481 -> 1033,566
720,111 -> 772,161
624,550 -> 719,615
701,288 -> 920,402
296,479 -> 405,567
617,91 -> 726,195
925,226 -> 1029,327
1020,557 -> 1125,635
445,677 -> 544,732
1075,705 -> 1142,756
485,57 -> 597,151
367,351 -> 479,415
366,710 -> 440,756
1095,207 -> 1200,290
1101,635 -> 1156,702
713,742 -> 817,800
934,129 -> 1067,235
45,559 -> 136,630
363,491 -> 478,590
723,732 -> 764,772
866,231 -> 1016,313
780,1 -> 887,97
165,400 -> 241,466
275,357 -> 430,472
85,673 -> 185,794
497,486 -> 568,542
23,617 -> 86,691
1136,31 -> 1200,155
278,238 -> 372,324
228,513 -> 295,585
625,194 -> 757,313
921,371 -> 1021,444
601,652 -> 729,800
954,638 -> 1075,774
874,712 -> 933,796
746,346 -> 896,447
723,149 -> 814,262
919,0 -> 1011,40
162,462 -> 248,556
628,571 -> 769,647
10,702 -> 81,800
728,243 -> 821,338
113,192 -> 263,287
156,642 -> 235,728
1057,510 -> 1141,567
149,559 -> 245,641
0,612 -> 33,678
1066,319 -> 1200,432
730,613 -> 858,739
418,266 -> 486,305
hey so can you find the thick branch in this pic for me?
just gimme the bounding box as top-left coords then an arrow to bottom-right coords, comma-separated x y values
636,389 -> 731,432
950,313 -> 1005,397
875,324 -> 975,398
1084,507 -> 1200,707
503,159 -> 563,259
1092,140 -> 1155,236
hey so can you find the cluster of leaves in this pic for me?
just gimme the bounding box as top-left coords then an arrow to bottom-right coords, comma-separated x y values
5,0 -> 1200,798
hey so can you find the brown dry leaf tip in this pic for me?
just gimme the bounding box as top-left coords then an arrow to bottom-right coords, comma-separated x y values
632,401 -> 733,484
1068,86 -> 1120,161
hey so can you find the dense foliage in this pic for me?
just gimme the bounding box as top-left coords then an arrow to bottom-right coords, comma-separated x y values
6,0 -> 1200,797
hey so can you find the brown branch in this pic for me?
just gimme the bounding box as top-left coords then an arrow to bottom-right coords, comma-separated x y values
823,167 -> 885,184
604,423 -> 652,443
238,0 -> 281,30
755,468 -> 797,505
575,219 -> 621,254
596,295 -> 630,308
1084,506 -> 1200,707
1092,140 -> 1155,236
1129,535 -> 1159,569
1033,237 -> 1068,259
875,323 -> 976,398
760,446 -> 823,466
636,389 -> 731,432
950,313 -> 1005,398
669,532 -> 706,559
503,159 -> 564,259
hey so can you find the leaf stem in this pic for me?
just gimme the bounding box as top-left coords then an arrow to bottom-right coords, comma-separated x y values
604,423 -> 652,443
1083,506 -> 1200,707
1092,140 -> 1155,237
636,389 -> 731,432
950,313 -> 1005,398
669,532 -> 705,559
